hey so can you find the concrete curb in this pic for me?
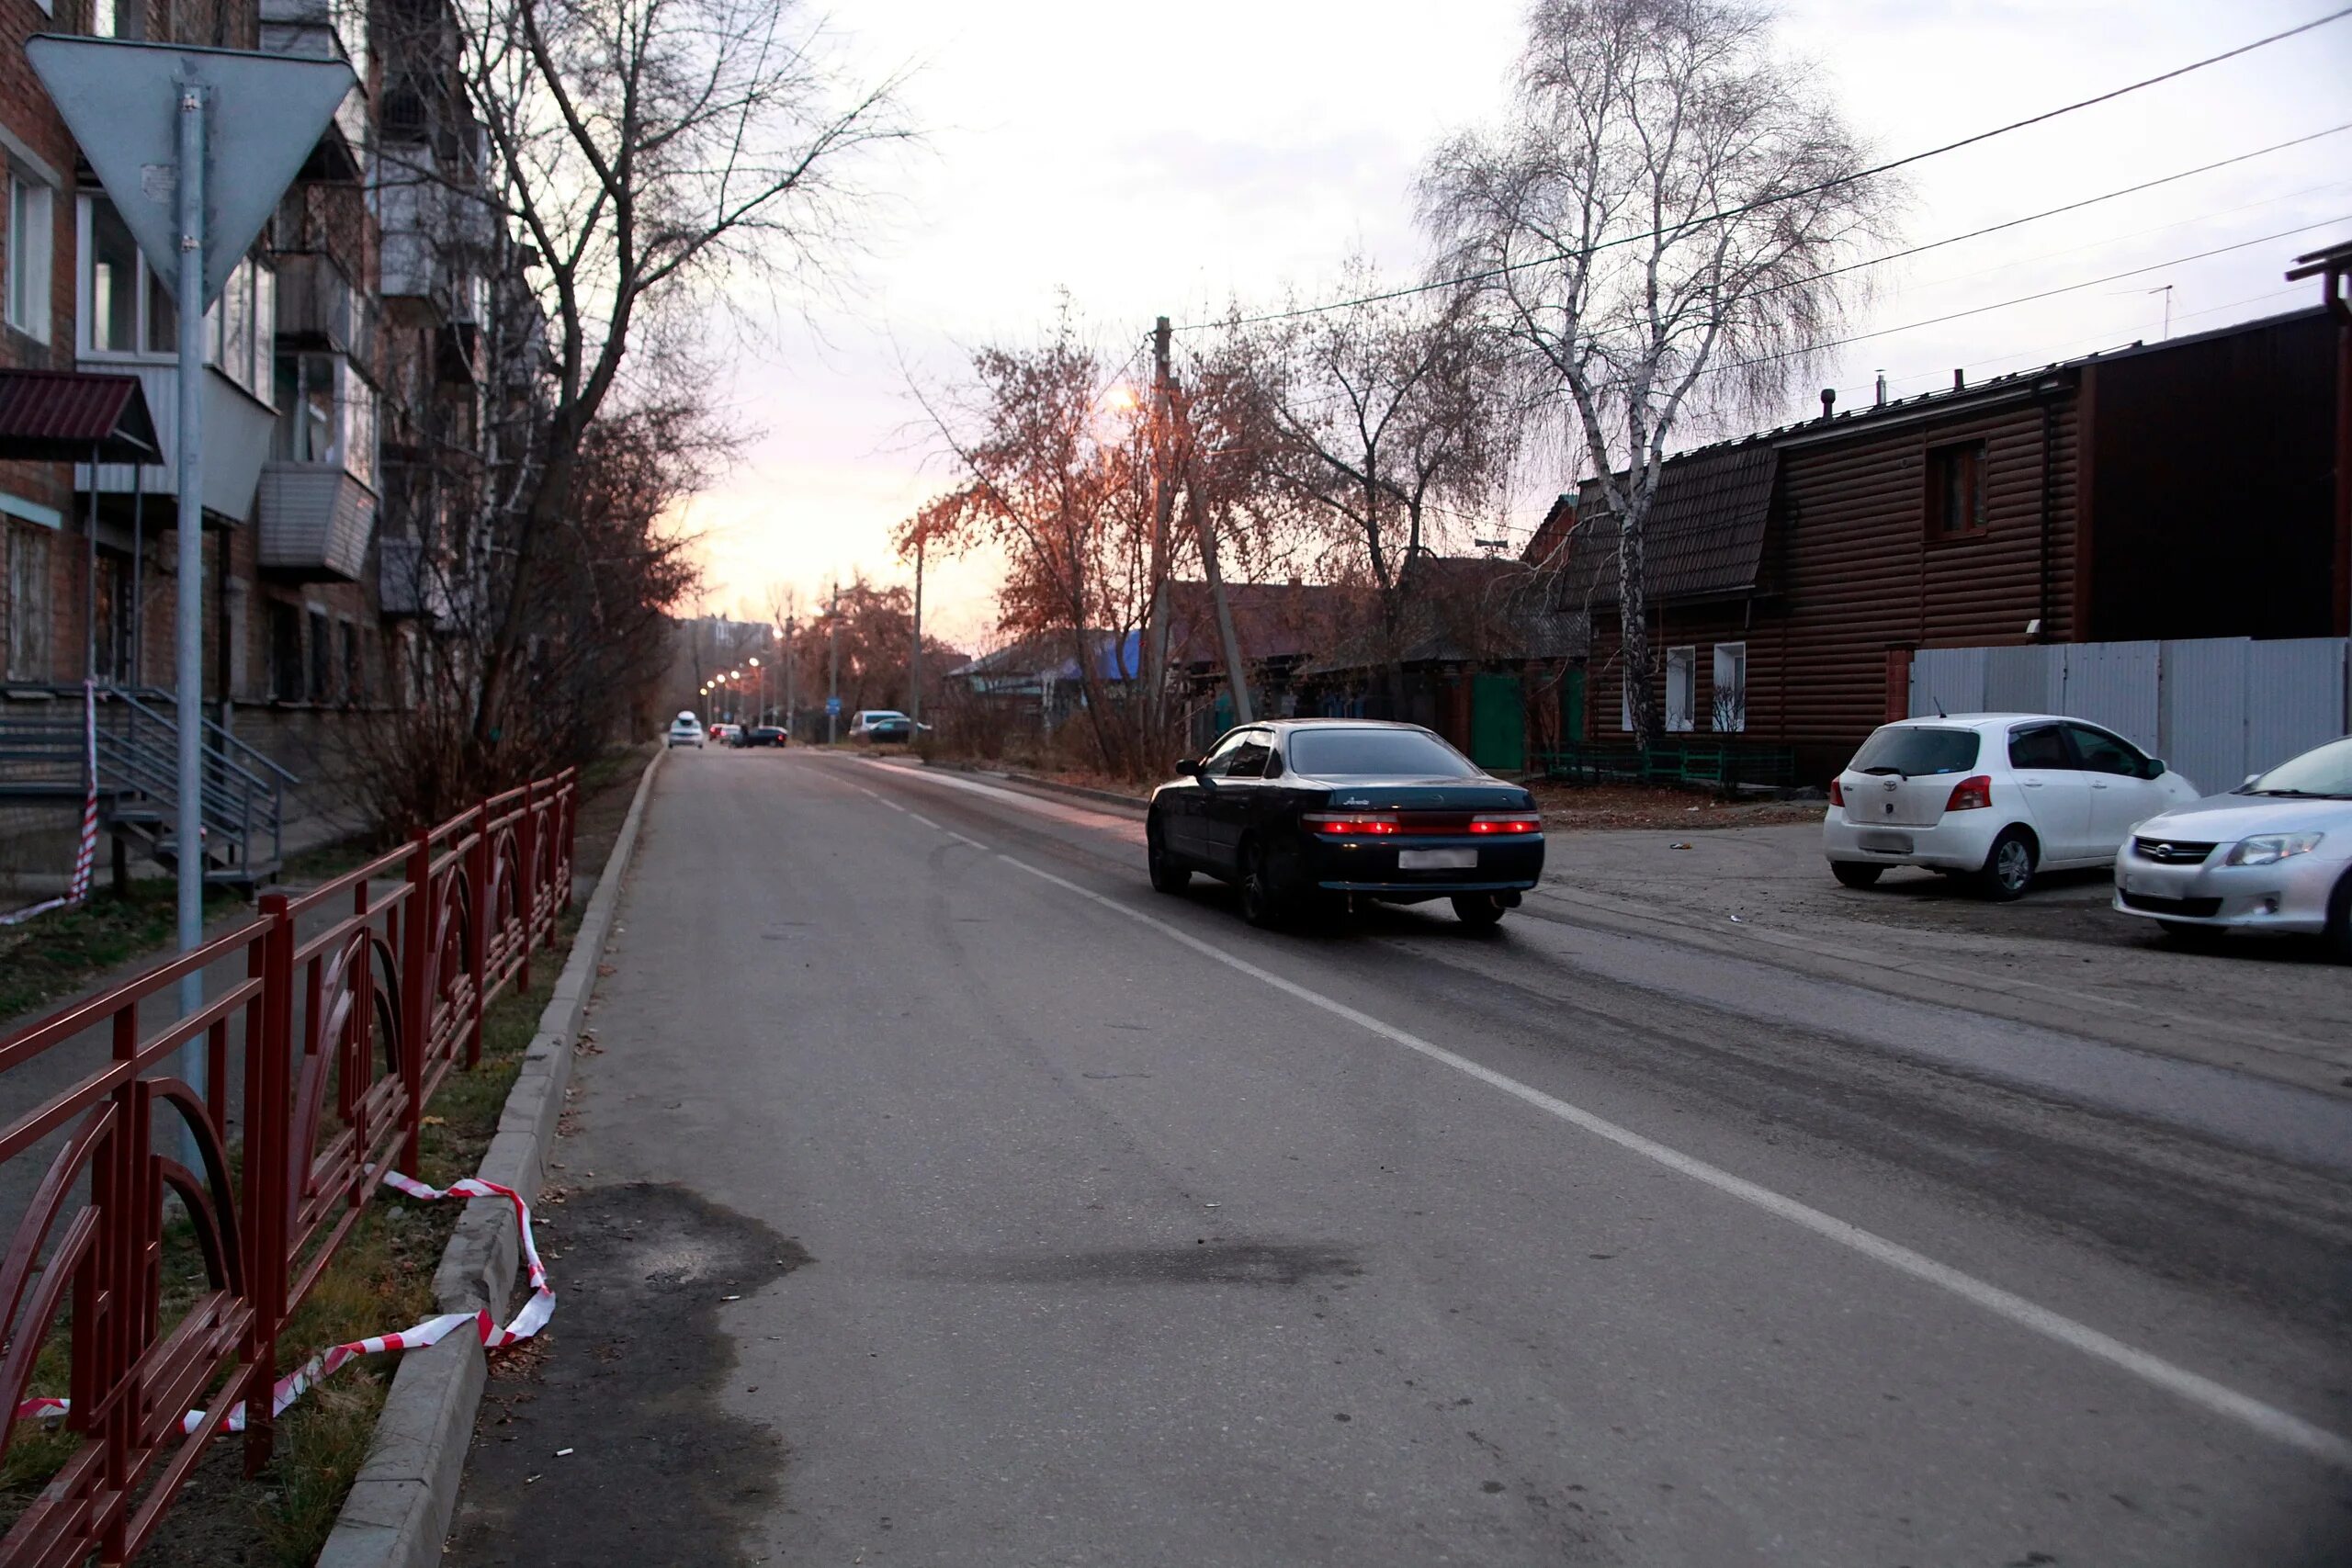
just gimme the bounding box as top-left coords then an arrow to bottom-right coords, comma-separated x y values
316,747 -> 666,1568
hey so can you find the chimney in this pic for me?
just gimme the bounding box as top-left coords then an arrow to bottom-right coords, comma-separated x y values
1953,368 -> 1966,390
1874,371 -> 1887,407
1818,387 -> 1836,421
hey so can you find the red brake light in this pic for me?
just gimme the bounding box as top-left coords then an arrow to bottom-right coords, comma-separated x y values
1305,812 -> 1401,837
1828,778 -> 1845,807
1468,814 -> 1542,834
1945,774 -> 1993,812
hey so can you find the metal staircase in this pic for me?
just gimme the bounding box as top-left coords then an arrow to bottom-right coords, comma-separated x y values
0,684 -> 294,886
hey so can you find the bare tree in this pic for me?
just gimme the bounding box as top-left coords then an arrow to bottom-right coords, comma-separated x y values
904,313 -> 1164,776
1420,0 -> 1893,745
1230,262 -> 1510,703
401,0 -> 910,750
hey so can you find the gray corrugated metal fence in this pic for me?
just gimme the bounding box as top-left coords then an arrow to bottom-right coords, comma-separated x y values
1909,637 -> 2350,795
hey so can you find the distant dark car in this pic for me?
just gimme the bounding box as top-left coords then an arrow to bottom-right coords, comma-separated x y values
734,726 -> 786,748
866,716 -> 930,743
1147,720 -> 1544,929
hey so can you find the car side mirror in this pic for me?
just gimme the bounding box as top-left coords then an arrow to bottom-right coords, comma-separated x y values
2241,772 -> 2261,789
1174,757 -> 1204,778
2143,757 -> 2165,780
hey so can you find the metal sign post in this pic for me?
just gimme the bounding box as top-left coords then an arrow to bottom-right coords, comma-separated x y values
29,38 -> 356,1114
174,81 -> 206,1048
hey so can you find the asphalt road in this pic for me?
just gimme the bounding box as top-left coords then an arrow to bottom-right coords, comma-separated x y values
447,750 -> 2352,1568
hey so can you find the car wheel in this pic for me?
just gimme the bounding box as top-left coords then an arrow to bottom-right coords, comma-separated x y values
1451,893 -> 1507,929
1147,816 -> 1191,895
2325,872 -> 2352,965
1830,862 -> 1883,889
1239,839 -> 1285,929
1977,828 -> 2037,901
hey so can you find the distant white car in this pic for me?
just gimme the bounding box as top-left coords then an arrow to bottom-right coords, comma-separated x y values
1823,714 -> 2198,899
709,722 -> 741,746
667,712 -> 706,749
847,709 -> 910,741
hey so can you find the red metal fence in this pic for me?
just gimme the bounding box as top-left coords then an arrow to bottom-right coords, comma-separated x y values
0,771 -> 576,1566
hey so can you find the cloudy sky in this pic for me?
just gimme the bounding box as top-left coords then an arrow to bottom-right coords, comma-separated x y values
683,0 -> 2352,650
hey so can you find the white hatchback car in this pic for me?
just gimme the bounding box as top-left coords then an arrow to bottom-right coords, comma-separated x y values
1824,714 -> 2199,899
667,712 -> 706,749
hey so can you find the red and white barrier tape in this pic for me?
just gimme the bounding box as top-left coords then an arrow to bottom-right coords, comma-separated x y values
10,1173 -> 553,1435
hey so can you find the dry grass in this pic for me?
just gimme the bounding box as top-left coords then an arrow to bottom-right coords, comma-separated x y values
1525,781 -> 1824,831
0,747 -> 647,1565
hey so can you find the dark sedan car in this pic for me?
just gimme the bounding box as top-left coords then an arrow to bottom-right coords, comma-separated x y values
732,725 -> 787,748
1147,719 -> 1544,928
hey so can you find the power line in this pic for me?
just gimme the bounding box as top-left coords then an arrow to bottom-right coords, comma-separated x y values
1704,216 -> 2347,379
1208,143 -> 2350,424
1174,6 -> 2352,333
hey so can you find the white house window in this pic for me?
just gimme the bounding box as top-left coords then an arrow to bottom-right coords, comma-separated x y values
206,255 -> 274,400
1713,641 -> 1747,733
1665,646 -> 1696,733
6,173 -> 53,342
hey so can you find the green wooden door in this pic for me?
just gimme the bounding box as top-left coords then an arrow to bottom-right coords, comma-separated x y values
1470,672 -> 1524,773
1561,669 -> 1586,745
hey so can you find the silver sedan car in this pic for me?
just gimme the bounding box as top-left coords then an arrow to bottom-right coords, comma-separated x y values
2112,736 -> 2352,959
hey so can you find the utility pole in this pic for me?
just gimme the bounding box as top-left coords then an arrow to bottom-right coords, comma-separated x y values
827,581 -> 840,745
1144,317 -> 1176,740
785,615 -> 797,740
910,535 -> 925,730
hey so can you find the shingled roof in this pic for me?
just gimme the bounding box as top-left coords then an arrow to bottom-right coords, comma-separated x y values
1557,441 -> 1778,610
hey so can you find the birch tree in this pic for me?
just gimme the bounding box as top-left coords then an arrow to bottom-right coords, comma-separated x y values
1419,0 -> 1891,744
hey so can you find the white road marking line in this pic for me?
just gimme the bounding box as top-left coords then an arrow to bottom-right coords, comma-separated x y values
947,832 -> 987,851
910,813 -> 941,829
838,778 -> 981,850
991,849 -> 2352,1472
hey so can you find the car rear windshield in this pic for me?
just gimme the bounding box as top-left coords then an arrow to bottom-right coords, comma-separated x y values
1286,728 -> 1479,778
2246,737 -> 2352,797
1847,726 -> 1980,777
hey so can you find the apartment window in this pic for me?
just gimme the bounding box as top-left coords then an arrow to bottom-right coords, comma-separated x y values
1927,441 -> 1986,536
6,525 -> 51,680
308,609 -> 333,700
341,620 -> 363,704
274,353 -> 376,487
207,254 -> 274,400
268,600 -> 303,699
1712,642 -> 1747,733
80,196 -> 175,356
6,173 -> 53,343
1664,646 -> 1696,733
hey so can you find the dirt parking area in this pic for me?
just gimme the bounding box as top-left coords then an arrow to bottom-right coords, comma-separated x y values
1540,820 -> 2352,1095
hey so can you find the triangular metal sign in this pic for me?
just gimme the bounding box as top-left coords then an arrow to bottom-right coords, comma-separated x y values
27,37 -> 355,310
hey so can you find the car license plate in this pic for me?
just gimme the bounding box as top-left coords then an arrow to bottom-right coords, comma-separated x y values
1859,831 -> 1913,853
1398,848 -> 1477,870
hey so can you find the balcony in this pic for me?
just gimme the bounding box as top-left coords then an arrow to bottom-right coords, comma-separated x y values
76,363 -> 276,525
259,0 -> 368,178
275,252 -> 378,379
258,461 -> 378,581
379,176 -> 498,309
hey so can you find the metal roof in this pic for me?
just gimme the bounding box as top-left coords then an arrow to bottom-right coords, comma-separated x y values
0,369 -> 161,463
